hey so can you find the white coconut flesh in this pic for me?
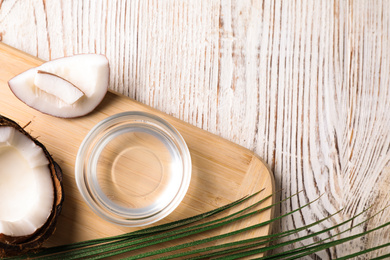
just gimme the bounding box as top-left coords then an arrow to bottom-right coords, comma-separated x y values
8,54 -> 109,118
34,70 -> 84,105
0,126 -> 54,237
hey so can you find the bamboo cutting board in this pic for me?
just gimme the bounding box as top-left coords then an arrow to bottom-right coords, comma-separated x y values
0,43 -> 274,256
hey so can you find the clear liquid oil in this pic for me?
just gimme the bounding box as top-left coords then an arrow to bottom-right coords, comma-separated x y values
90,124 -> 183,218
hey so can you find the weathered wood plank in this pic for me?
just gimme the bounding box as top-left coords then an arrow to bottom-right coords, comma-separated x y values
1,0 -> 390,258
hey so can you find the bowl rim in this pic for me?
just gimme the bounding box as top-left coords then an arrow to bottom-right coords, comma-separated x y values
75,111 -> 192,227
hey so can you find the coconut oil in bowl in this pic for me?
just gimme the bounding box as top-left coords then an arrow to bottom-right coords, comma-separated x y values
75,111 -> 191,227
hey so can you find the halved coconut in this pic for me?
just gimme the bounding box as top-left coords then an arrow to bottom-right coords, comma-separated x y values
8,54 -> 109,118
0,115 -> 63,257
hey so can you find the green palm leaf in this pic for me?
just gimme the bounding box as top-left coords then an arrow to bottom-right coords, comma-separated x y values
7,190 -> 390,260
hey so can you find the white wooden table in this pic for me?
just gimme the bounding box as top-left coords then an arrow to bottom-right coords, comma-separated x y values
1,1 -> 389,258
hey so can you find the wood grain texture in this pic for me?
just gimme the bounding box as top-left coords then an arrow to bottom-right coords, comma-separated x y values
1,0 -> 390,258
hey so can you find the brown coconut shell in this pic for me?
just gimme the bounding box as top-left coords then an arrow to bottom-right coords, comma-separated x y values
0,115 -> 64,257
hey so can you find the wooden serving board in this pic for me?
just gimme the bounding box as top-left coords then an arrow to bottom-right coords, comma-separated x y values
0,43 -> 274,257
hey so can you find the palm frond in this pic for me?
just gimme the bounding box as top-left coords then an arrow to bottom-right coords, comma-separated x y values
7,190 -> 390,260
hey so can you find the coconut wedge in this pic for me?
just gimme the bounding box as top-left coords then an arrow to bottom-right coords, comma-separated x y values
34,70 -> 85,105
0,115 -> 63,257
8,54 -> 109,118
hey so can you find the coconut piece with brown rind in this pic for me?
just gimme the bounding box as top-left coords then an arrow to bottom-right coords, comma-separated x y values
0,115 -> 64,257
8,54 -> 110,118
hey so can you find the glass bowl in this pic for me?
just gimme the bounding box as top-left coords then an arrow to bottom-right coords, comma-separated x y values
75,111 -> 191,226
